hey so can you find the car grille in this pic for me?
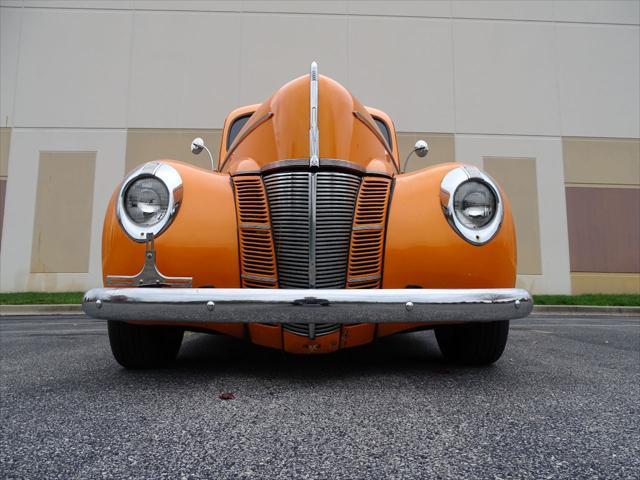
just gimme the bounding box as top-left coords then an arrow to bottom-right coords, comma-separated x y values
263,170 -> 361,338
263,170 -> 361,289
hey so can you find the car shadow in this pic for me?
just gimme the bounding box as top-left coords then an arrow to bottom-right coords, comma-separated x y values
163,330 -> 474,378
106,330 -> 510,391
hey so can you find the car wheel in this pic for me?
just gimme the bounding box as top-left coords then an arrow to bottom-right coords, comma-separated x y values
107,321 -> 184,369
434,320 -> 509,366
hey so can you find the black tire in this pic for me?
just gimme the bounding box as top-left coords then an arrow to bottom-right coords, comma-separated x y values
107,321 -> 184,369
434,320 -> 509,366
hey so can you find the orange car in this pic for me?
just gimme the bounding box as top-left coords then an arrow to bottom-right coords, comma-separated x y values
83,63 -> 532,368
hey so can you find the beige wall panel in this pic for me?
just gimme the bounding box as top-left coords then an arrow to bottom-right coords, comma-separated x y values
0,129 -> 126,291
13,9 -> 132,128
240,14 -> 348,105
565,187 -> 640,273
126,129 -> 221,173
30,151 -> 96,273
0,127 -> 10,177
554,1 -> 640,25
0,7 -> 21,125
349,16 -> 454,133
453,20 -> 561,136
557,24 -> 639,138
398,132 -> 454,172
455,134 -> 571,294
563,137 -> 640,186
347,0 -> 450,17
127,11 -> 242,128
484,157 -> 542,275
451,1 -> 554,21
571,273 -> 640,295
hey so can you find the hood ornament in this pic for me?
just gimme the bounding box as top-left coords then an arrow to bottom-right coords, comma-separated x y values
309,61 -> 319,168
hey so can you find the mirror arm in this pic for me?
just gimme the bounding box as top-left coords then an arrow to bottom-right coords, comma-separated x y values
403,149 -> 417,174
202,144 -> 215,171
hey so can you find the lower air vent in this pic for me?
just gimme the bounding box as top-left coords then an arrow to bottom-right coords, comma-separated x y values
232,176 -> 278,288
282,323 -> 340,338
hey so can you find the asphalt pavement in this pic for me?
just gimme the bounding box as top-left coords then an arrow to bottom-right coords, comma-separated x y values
1,314 -> 638,479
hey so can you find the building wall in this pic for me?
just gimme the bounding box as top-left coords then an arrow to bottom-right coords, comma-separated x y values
1,0 -> 638,294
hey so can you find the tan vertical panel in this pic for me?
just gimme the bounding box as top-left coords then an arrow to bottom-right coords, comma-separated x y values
0,128 -> 9,253
398,132 -> 454,172
562,137 -> 640,186
0,178 -> 6,252
31,151 -> 96,273
125,128 -> 222,173
484,157 -> 543,275
571,273 -> 640,295
0,127 -> 10,177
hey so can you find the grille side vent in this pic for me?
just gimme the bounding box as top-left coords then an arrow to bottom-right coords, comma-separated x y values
347,177 -> 392,289
232,176 -> 278,288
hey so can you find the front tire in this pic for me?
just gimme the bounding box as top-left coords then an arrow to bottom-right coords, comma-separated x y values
435,320 -> 509,366
108,321 -> 184,369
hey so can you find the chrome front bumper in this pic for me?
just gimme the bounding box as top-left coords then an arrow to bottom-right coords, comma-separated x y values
82,288 -> 533,324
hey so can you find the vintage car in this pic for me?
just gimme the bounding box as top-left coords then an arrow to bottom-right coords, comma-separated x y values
83,63 -> 532,368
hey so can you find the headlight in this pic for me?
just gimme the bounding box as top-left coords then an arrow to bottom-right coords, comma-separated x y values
116,162 -> 183,241
440,166 -> 503,245
453,181 -> 496,229
124,177 -> 169,226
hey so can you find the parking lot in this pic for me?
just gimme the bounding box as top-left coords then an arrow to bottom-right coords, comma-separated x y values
1,314 -> 638,479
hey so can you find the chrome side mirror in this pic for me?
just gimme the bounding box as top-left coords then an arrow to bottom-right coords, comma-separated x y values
414,140 -> 429,158
402,139 -> 430,172
190,137 -> 205,155
190,137 -> 215,170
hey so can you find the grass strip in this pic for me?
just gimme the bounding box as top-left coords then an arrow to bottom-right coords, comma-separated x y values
0,292 -> 84,305
533,294 -> 639,307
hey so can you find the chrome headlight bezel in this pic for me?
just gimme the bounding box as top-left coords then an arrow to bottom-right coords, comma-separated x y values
440,165 -> 503,245
116,162 -> 183,242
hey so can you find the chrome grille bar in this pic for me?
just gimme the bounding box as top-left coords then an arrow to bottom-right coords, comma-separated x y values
263,171 -> 310,289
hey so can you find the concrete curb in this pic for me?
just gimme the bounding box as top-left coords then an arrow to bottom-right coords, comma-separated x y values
0,304 -> 83,316
532,305 -> 639,316
1,303 -> 638,317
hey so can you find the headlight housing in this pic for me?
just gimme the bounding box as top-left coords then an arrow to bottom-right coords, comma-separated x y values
440,166 -> 503,245
116,162 -> 183,241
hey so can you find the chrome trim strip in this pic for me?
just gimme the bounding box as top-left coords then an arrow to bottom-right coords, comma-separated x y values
261,158 -> 367,175
352,225 -> 384,231
309,61 -> 319,168
308,172 -> 317,288
239,223 -> 271,230
348,274 -> 381,283
241,274 -> 277,284
83,288 -> 533,324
